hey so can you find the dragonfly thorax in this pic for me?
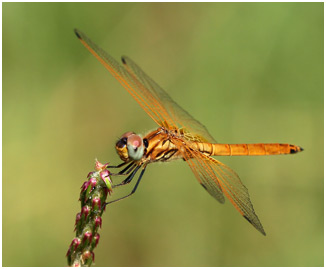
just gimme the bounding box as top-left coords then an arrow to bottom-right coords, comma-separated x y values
116,132 -> 145,162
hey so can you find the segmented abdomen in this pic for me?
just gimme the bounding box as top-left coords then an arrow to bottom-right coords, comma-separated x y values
194,142 -> 303,156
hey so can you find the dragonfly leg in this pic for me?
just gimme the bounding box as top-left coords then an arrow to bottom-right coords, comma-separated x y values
107,162 -> 129,169
110,162 -> 136,176
112,165 -> 140,188
104,164 -> 147,206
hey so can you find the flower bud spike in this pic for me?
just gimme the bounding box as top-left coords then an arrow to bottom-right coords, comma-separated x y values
67,159 -> 113,266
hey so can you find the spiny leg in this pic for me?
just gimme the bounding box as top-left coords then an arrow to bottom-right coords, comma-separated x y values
111,162 -> 136,176
107,162 -> 129,169
104,164 -> 147,206
113,165 -> 141,188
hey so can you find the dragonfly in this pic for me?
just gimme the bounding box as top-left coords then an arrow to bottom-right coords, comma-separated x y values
75,29 -> 303,235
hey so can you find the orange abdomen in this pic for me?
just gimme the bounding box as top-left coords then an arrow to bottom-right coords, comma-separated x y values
210,143 -> 303,156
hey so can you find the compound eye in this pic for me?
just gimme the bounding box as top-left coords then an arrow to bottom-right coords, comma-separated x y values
128,135 -> 143,151
121,137 -> 128,145
127,134 -> 145,161
116,137 -> 128,149
121,131 -> 135,139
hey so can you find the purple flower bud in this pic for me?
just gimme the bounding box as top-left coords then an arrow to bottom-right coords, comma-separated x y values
67,237 -> 81,256
83,231 -> 93,244
87,171 -> 94,178
81,180 -> 90,193
94,233 -> 100,247
75,212 -> 81,223
92,197 -> 101,210
83,178 -> 97,202
81,206 -> 90,220
72,238 -> 81,250
94,216 -> 102,229
74,213 -> 82,231
89,177 -> 97,187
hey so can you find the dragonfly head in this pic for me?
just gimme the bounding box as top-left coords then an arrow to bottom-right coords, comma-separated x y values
116,132 -> 145,162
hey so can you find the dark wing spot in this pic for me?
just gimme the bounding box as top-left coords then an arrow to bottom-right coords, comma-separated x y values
74,29 -> 82,39
243,215 -> 266,236
200,183 -> 207,190
243,215 -> 251,223
121,56 -> 126,64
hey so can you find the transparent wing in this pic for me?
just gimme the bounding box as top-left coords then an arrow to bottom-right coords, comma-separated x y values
179,142 -> 266,235
75,29 -> 165,127
182,147 -> 225,204
121,56 -> 216,143
75,29 -> 216,143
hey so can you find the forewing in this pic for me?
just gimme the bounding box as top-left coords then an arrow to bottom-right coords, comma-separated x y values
75,29 -> 168,127
75,29 -> 216,143
180,144 -> 266,235
122,56 -> 217,143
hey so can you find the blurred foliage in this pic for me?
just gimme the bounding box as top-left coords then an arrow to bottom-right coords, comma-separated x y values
3,2 -> 323,267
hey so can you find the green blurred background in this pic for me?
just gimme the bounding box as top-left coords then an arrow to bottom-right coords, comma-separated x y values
3,3 -> 323,267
